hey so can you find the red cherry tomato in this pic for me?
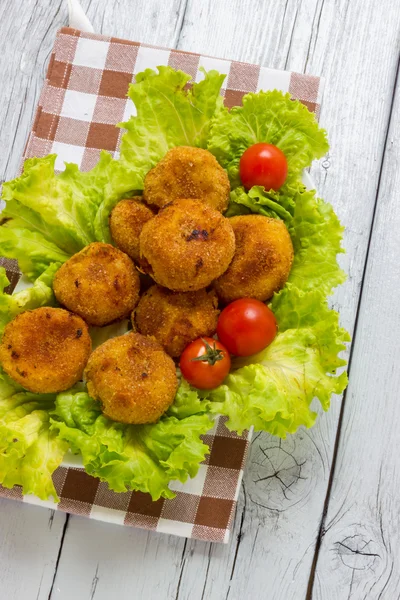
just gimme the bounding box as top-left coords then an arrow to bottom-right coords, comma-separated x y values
239,143 -> 288,191
217,298 -> 277,357
180,337 -> 231,390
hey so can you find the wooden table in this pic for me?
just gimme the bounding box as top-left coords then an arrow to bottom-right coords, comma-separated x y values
1,1 -> 400,598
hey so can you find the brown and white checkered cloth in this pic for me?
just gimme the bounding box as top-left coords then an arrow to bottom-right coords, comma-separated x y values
0,27 -> 323,543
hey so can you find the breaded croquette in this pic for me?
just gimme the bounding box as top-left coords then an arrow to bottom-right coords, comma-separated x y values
0,307 -> 91,393
85,332 -> 178,424
109,197 -> 155,264
214,215 -> 294,303
143,146 -> 230,212
53,242 -> 140,327
139,199 -> 235,292
134,285 -> 219,357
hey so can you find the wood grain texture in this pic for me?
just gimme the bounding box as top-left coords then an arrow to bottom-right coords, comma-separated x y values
311,65 -> 400,600
0,0 -> 67,182
0,500 -> 67,600
47,517 -> 189,599
0,0 -> 400,599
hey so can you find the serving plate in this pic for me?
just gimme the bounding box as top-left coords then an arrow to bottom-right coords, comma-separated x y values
0,26 -> 324,543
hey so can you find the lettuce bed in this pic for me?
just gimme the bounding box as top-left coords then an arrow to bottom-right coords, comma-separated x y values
0,67 -> 349,501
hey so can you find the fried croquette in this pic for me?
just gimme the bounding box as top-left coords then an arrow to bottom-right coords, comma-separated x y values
143,146 -> 230,212
0,307 -> 91,393
134,285 -> 219,357
139,199 -> 235,292
109,197 -> 155,263
214,215 -> 294,303
53,242 -> 140,327
85,332 -> 178,424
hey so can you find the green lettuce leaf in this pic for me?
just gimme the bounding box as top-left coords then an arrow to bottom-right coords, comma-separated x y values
0,227 -> 68,281
288,186 -> 346,296
0,67 -> 349,495
0,264 -> 59,333
93,160 -> 142,243
51,390 -> 211,500
1,152 -> 114,277
0,370 -> 67,500
226,184 -> 296,222
2,153 -> 110,251
119,66 -> 225,181
167,378 -> 210,419
208,90 -> 328,188
206,287 -> 349,436
271,284 -> 350,372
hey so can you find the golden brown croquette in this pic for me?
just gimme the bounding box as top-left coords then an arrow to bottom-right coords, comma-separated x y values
214,215 -> 294,303
139,199 -> 235,292
53,242 -> 140,327
84,332 -> 178,424
109,197 -> 155,263
134,285 -> 219,357
0,307 -> 91,393
143,146 -> 230,212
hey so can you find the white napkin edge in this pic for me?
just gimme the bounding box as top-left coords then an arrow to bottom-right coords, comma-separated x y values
67,0 -> 94,33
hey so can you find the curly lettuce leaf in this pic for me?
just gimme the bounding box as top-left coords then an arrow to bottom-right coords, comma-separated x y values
0,227 -> 68,281
226,184 -> 296,222
208,90 -> 328,188
1,152 -> 114,278
51,391 -> 211,500
0,371 -> 67,500
93,160 -> 142,243
288,186 -> 346,296
206,287 -> 349,436
0,67 -> 349,486
271,284 -> 350,372
119,66 -> 225,179
0,264 -> 59,333
167,378 -> 211,419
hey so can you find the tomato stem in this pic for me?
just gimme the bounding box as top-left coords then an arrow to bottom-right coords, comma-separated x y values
190,338 -> 225,366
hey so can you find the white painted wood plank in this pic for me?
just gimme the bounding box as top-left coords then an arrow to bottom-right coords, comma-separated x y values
311,67 -> 400,600
82,0 -> 187,47
0,0 -> 67,183
48,517 -> 188,600
0,499 -> 67,600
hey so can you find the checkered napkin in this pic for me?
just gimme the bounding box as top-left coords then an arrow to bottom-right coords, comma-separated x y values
0,27 -> 323,543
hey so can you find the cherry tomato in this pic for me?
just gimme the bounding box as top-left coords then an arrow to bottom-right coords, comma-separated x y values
180,337 -> 231,390
217,298 -> 277,357
239,143 -> 288,191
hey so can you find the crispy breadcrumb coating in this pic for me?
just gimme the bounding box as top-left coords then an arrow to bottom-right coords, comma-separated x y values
85,332 -> 177,424
0,307 -> 91,393
109,197 -> 155,264
53,243 -> 140,327
144,146 -> 230,212
214,215 -> 294,303
134,285 -> 219,357
139,199 -> 235,292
